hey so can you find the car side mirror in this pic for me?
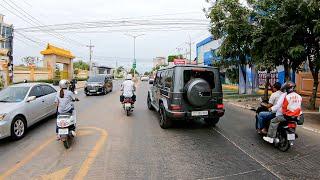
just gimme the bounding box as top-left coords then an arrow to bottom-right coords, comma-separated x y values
26,96 -> 36,102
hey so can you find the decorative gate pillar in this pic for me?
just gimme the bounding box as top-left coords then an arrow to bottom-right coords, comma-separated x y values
41,44 -> 75,80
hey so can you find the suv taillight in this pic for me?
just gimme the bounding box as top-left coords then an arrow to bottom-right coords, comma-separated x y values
170,104 -> 182,111
217,104 -> 224,109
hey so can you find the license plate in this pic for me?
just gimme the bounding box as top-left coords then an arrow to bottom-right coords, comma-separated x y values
191,111 -> 208,116
125,103 -> 131,108
58,128 -> 69,135
287,134 -> 295,140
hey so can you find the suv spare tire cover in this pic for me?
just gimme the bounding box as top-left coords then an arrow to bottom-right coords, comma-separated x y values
185,78 -> 211,107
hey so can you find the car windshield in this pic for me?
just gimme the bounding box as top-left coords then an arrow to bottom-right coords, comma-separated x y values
0,86 -> 30,103
87,76 -> 104,82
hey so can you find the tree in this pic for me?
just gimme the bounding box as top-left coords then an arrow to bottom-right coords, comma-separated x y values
144,71 -> 150,76
129,68 -> 139,75
21,56 -> 40,66
73,60 -> 89,70
206,0 -> 255,94
168,55 -> 182,62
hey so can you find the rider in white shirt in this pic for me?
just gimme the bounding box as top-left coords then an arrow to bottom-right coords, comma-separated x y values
121,74 -> 136,102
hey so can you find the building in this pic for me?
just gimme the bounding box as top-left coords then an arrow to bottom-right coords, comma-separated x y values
196,36 -> 222,66
92,65 -> 114,76
0,14 -> 14,87
153,57 -> 166,67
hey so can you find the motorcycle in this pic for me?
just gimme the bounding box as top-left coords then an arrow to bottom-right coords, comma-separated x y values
57,97 -> 79,149
256,111 -> 299,152
122,97 -> 134,116
69,79 -> 77,94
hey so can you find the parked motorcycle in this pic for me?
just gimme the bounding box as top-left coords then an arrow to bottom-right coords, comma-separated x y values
122,97 -> 134,116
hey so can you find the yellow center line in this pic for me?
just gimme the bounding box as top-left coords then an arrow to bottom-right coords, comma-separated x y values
73,127 -> 108,180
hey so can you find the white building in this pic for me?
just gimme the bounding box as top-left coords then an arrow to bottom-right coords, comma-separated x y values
153,57 -> 166,67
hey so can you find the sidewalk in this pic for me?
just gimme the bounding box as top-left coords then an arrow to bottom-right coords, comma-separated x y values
225,98 -> 320,133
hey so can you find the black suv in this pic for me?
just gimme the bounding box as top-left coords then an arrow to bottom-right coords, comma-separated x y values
147,65 -> 224,128
84,75 -> 113,96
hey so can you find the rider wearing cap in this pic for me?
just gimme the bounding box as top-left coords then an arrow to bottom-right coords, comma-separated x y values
263,81 -> 302,143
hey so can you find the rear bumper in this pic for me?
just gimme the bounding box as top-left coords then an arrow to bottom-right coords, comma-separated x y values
166,109 -> 225,120
84,87 -> 104,94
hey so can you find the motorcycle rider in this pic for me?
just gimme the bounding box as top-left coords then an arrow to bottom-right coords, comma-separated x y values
257,82 -> 282,134
120,74 -> 136,104
55,79 -> 78,139
263,81 -> 302,143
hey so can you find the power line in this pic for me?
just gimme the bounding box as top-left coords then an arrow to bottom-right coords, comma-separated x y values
1,0 -> 85,47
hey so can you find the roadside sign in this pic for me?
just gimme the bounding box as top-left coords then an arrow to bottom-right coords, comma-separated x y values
174,59 -> 186,65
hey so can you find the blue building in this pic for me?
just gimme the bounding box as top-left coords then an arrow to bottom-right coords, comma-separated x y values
196,36 -> 222,66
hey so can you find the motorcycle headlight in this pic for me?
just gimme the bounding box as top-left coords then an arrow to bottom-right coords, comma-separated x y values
0,113 -> 7,121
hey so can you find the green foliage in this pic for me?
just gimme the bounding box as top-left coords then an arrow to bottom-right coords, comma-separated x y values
129,68 -> 139,75
168,55 -> 182,62
207,0 -> 254,66
73,60 -> 89,70
226,67 -> 239,84
144,71 -> 150,76
152,64 -> 167,72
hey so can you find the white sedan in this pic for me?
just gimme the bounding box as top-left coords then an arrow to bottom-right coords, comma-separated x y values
141,76 -> 150,81
0,83 -> 57,140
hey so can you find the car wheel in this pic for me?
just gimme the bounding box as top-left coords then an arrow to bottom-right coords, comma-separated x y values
104,88 -> 108,95
147,95 -> 154,110
11,116 -> 27,140
159,104 -> 172,129
204,118 -> 219,127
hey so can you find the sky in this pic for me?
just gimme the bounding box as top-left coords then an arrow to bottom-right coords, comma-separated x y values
1,0 -> 213,73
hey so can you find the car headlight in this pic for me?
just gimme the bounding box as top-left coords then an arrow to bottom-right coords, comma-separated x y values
0,113 -> 7,121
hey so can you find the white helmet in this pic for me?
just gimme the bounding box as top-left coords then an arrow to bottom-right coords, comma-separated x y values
59,79 -> 69,89
126,74 -> 133,80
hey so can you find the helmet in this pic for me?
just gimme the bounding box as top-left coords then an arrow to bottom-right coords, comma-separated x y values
59,79 -> 69,89
281,81 -> 296,93
126,74 -> 133,80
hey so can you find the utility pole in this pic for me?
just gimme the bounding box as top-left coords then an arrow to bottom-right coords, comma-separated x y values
124,33 -> 145,77
86,40 -> 94,76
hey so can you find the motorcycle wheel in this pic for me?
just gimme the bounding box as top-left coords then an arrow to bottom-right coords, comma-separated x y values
63,138 -> 71,149
126,109 -> 130,116
277,131 -> 290,152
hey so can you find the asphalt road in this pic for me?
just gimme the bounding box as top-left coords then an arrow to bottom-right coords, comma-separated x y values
0,80 -> 319,180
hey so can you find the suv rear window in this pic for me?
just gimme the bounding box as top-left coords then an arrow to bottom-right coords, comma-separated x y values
183,69 -> 215,89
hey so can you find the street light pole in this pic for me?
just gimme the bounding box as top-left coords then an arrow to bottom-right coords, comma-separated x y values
124,33 -> 145,77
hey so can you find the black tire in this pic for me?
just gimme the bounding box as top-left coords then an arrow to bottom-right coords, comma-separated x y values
277,131 -> 290,152
147,95 -> 154,110
204,118 -> 220,127
11,116 -> 27,140
63,138 -> 71,149
159,104 -> 172,129
126,110 -> 130,116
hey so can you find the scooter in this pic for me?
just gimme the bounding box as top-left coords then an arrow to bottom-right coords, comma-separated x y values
57,95 -> 79,149
122,97 -> 134,116
256,113 -> 299,152
57,111 -> 77,149
69,79 -> 77,94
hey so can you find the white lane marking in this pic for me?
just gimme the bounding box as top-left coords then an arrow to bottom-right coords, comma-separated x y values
302,126 -> 320,134
212,128 -> 282,180
198,168 -> 265,180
